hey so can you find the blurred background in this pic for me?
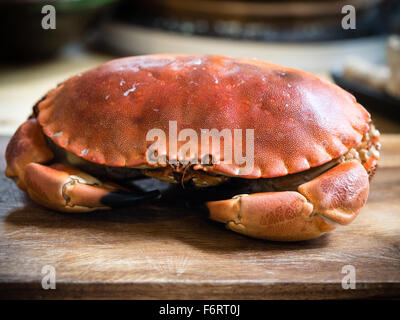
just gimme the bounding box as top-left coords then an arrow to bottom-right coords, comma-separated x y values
0,0 -> 399,135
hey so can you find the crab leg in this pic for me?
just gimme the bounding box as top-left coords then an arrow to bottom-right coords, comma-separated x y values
206,160 -> 369,241
6,119 -> 160,212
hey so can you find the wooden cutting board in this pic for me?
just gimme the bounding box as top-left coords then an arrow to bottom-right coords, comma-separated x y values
0,135 -> 399,300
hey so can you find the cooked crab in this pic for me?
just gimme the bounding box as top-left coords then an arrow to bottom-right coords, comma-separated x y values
5,54 -> 380,241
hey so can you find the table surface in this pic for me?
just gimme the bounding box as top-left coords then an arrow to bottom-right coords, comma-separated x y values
0,135 -> 399,299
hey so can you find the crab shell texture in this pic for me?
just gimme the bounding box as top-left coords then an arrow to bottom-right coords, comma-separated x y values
37,54 -> 369,176
6,54 -> 378,242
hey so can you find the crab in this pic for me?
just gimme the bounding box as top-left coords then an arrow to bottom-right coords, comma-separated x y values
5,54 -> 380,241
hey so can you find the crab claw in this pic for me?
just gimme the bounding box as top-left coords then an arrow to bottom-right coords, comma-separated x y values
206,160 -> 369,241
207,192 -> 334,241
23,163 -> 160,212
5,118 -> 54,190
6,119 -> 160,212
298,160 -> 369,226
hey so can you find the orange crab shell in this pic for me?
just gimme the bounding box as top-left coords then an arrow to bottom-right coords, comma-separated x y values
36,54 -> 370,178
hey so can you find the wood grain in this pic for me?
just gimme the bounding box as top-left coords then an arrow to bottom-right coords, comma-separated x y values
0,135 -> 399,299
